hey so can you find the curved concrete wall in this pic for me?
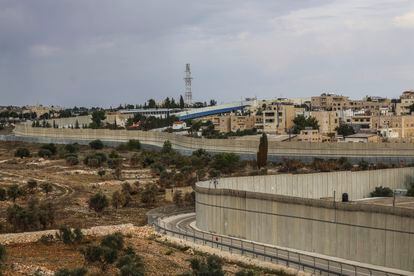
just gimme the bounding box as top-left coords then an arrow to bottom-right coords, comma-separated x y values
195,169 -> 414,272
11,124 -> 414,163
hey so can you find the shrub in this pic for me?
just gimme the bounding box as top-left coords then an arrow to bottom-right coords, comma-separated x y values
370,186 -> 393,197
27,179 -> 38,191
161,140 -> 173,154
89,139 -> 104,150
54,267 -> 87,276
209,169 -> 221,178
116,248 -> 144,276
119,140 -> 141,151
40,233 -> 54,244
140,184 -> 158,206
0,244 -> 6,272
64,143 -> 79,154
66,155 -> 79,166
236,269 -> 255,276
98,169 -> 106,178
109,150 -> 120,159
38,148 -> 53,158
212,153 -> 240,174
84,153 -> 107,167
58,226 -> 75,244
358,160 -> 369,170
101,233 -> 124,251
15,147 -> 30,158
189,255 -> 224,276
7,184 -> 23,202
407,183 -> 414,197
0,188 -> 6,201
88,192 -> 109,213
40,182 -> 53,195
183,192 -> 195,207
112,191 -> 125,209
7,200 -> 55,231
73,228 -> 84,243
173,191 -> 183,207
278,159 -> 304,173
82,245 -> 103,264
130,153 -> 140,167
40,143 -> 57,155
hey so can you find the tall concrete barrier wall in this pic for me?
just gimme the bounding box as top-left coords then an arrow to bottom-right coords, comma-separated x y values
195,169 -> 414,272
197,168 -> 414,201
11,124 -> 414,163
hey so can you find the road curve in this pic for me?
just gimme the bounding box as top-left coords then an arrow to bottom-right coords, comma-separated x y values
157,213 -> 410,276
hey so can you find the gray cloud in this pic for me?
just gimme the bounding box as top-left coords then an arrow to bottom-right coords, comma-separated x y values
0,0 -> 414,107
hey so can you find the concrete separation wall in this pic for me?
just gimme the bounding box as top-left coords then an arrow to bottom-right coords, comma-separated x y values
195,169 -> 414,272
197,168 -> 414,201
11,124 -> 414,164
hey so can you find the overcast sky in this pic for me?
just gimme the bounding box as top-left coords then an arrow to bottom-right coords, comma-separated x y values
1,0 -> 414,107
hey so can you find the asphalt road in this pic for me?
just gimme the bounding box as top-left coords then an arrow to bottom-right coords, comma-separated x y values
159,213 -> 408,276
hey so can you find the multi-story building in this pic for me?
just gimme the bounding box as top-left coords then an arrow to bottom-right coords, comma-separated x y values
296,129 -> 331,142
258,103 -> 302,134
371,115 -> 414,138
396,91 -> 414,115
211,114 -> 256,133
311,93 -> 349,111
310,111 -> 339,134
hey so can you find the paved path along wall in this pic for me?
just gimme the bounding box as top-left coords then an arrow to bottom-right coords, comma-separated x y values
195,169 -> 414,272
12,124 -> 414,164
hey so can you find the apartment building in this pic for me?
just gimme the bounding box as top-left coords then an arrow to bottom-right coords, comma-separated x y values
371,115 -> 414,138
296,129 -> 331,142
310,111 -> 339,134
258,103 -> 302,134
311,93 -> 349,111
211,114 -> 256,133
396,90 -> 414,115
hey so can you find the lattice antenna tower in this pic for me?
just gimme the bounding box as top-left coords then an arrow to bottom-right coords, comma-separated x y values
184,63 -> 192,106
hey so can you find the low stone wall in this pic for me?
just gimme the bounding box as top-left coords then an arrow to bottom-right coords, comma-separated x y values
0,224 -> 137,245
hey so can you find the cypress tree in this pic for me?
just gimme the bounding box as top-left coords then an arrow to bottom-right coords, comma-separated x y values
257,133 -> 268,169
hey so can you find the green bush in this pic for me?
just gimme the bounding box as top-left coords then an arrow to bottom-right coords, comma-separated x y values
27,179 -> 38,190
161,140 -> 173,154
84,153 -> 107,167
407,183 -> 414,197
38,148 -> 53,158
15,147 -> 30,158
370,186 -> 393,197
58,226 -> 75,244
118,139 -> 142,151
89,139 -> 104,149
82,245 -> 103,264
0,188 -> 7,201
212,153 -> 240,174
101,233 -> 124,251
40,143 -> 57,155
64,144 -> 79,154
7,184 -> 23,202
40,234 -> 54,244
40,182 -> 53,195
189,255 -> 224,276
88,192 -> 109,213
66,155 -> 79,166
54,267 -> 87,276
140,184 -> 158,206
